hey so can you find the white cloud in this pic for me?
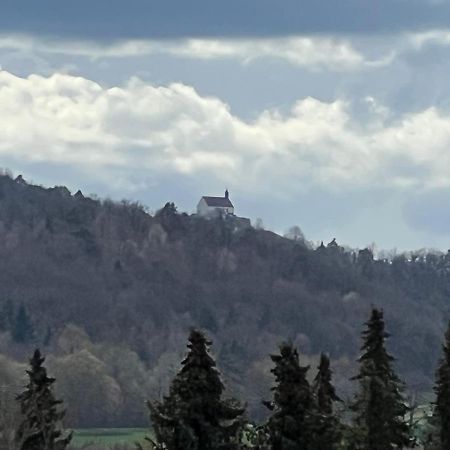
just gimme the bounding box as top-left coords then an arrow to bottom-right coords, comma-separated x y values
1,70 -> 450,199
6,29 -> 450,75
407,29 -> 450,48
166,37 -> 372,71
0,34 -> 387,71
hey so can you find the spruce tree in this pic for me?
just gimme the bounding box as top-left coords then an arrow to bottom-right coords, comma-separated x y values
264,342 -> 312,450
350,308 -> 411,450
149,329 -> 244,450
433,320 -> 450,449
15,349 -> 72,450
309,353 -> 342,450
313,353 -> 340,415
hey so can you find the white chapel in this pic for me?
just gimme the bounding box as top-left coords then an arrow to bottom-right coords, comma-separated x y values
197,190 -> 234,217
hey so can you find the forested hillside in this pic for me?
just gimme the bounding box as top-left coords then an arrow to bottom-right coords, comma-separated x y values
0,172 -> 448,427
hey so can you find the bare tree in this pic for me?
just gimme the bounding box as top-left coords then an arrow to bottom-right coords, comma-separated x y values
284,225 -> 305,242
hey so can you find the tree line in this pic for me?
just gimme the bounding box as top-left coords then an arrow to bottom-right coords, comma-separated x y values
2,172 -> 450,423
2,308 -> 450,450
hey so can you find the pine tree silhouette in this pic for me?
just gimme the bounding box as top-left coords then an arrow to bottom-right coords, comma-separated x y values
149,329 -> 244,450
313,353 -> 341,415
350,308 -> 411,450
264,342 -> 312,450
434,320 -> 450,449
309,353 -> 342,450
15,349 -> 72,450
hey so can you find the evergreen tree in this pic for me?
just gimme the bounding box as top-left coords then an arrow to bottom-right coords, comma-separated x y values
12,304 -> 35,344
433,320 -> 450,449
148,329 -> 244,450
309,353 -> 342,450
15,349 -> 72,450
313,353 -> 340,415
350,308 -> 411,450
264,342 -> 312,450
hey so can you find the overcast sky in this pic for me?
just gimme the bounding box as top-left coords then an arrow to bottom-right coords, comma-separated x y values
2,1 -> 450,251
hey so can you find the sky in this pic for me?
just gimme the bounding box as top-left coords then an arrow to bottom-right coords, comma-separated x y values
2,1 -> 450,251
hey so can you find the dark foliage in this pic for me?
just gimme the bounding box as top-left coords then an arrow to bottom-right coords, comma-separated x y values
0,173 -> 449,423
264,342 -> 312,450
309,353 -> 342,450
433,320 -> 450,449
15,349 -> 72,450
313,353 -> 341,415
148,329 -> 244,450
350,309 -> 411,450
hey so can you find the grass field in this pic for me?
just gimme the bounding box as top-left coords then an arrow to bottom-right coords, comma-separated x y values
72,428 -> 150,448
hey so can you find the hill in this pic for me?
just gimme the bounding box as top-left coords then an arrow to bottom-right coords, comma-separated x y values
0,172 -> 448,426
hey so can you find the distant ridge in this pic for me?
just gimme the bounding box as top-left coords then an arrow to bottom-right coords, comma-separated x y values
0,172 -> 447,423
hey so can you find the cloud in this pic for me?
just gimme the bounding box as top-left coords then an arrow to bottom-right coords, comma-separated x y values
165,38 -> 372,71
11,27 -> 450,74
2,70 -> 450,201
11,29 -> 450,74
0,34 -> 389,72
407,29 -> 450,49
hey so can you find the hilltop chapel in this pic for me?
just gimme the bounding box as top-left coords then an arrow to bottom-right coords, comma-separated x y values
197,190 -> 234,217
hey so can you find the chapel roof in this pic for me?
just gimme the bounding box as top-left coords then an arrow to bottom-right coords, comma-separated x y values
202,196 -> 234,208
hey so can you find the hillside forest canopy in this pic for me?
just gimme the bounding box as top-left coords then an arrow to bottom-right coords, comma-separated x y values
3,312 -> 450,450
0,172 -> 449,429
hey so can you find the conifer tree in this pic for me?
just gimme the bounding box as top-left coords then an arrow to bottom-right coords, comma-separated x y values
264,342 -> 312,450
350,308 -> 411,450
433,320 -> 450,449
148,329 -> 244,450
313,353 -> 340,415
309,353 -> 342,450
15,349 -> 72,450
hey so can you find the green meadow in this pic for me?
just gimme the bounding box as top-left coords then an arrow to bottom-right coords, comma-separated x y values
72,428 -> 150,448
